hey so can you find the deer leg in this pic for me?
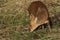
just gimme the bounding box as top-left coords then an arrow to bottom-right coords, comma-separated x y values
47,21 -> 51,33
42,25 -> 44,32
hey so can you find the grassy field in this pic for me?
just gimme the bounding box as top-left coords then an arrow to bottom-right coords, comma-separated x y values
0,0 -> 60,40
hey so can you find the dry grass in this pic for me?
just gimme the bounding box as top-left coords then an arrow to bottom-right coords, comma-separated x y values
0,0 -> 60,40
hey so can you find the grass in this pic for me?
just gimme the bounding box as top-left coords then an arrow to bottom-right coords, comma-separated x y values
0,0 -> 60,40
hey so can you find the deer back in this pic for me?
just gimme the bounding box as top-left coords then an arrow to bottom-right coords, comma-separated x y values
28,1 -> 49,32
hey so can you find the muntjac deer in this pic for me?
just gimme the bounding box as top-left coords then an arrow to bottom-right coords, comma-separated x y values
28,1 -> 51,32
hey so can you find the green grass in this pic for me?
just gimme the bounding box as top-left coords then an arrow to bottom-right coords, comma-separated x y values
0,0 -> 60,40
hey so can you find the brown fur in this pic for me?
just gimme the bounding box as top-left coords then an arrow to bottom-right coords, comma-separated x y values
28,1 -> 51,32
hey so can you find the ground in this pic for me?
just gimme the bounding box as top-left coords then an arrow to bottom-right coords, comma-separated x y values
0,0 -> 60,40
